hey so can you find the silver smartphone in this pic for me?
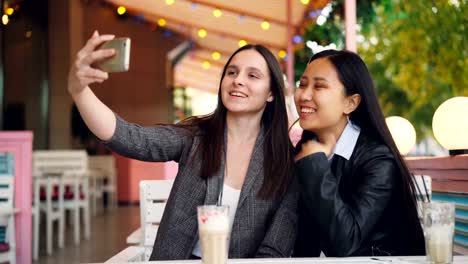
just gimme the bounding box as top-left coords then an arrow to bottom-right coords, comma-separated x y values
96,37 -> 131,72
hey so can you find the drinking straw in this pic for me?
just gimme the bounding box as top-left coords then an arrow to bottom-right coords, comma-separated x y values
412,173 -> 426,203
421,175 -> 431,202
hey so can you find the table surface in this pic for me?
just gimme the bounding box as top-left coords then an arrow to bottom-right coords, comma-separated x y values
100,255 -> 468,264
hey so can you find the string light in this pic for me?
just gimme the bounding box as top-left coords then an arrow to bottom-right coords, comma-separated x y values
198,29 -> 207,38
25,31 -> 32,38
6,7 -> 14,16
300,0 -> 310,5
211,51 -> 221,60
213,9 -> 222,18
163,29 -> 173,38
278,50 -> 287,59
2,14 -> 9,25
117,6 -> 126,15
166,0 -> 175,5
158,18 -> 167,27
293,35 -> 303,44
202,61 -> 211,69
261,21 -> 270,30
238,40 -> 247,47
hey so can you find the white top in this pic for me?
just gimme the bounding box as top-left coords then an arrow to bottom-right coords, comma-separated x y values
192,183 -> 241,257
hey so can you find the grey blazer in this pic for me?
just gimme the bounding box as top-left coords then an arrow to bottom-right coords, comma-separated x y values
104,115 -> 299,260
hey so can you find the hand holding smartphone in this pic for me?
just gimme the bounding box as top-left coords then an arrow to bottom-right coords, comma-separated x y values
95,37 -> 131,72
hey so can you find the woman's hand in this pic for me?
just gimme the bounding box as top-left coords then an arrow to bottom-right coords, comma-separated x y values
68,30 -> 116,96
295,133 -> 337,161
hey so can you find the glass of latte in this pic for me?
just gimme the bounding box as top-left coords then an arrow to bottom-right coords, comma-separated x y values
197,205 -> 230,264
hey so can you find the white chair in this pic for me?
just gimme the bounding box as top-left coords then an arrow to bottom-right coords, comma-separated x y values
33,150 -> 91,253
0,175 -> 20,264
106,179 -> 174,262
32,176 -> 40,260
88,155 -> 118,215
32,155 -> 65,256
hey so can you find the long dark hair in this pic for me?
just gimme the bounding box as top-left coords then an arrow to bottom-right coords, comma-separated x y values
299,49 -> 423,246
181,44 -> 295,199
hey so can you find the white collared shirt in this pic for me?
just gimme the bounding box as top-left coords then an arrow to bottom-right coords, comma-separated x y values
328,120 -> 361,162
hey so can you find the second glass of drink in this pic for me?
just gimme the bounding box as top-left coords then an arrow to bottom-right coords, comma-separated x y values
423,201 -> 455,264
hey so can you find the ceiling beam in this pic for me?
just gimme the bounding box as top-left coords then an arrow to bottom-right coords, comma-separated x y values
188,0 -> 287,26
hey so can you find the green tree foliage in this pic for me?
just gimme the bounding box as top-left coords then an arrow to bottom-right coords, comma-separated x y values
295,0 -> 467,138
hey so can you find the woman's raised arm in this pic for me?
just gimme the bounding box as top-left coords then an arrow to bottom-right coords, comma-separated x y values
68,30 -> 117,141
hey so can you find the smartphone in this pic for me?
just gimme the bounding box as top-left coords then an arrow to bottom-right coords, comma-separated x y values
96,37 -> 131,72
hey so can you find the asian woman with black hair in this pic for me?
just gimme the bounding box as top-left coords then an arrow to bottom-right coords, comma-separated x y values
293,49 -> 425,257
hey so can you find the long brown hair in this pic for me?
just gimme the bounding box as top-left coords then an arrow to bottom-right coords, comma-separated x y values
181,44 -> 295,199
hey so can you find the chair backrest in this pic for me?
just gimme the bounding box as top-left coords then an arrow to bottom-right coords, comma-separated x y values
139,179 -> 174,260
88,155 -> 116,177
0,176 -> 14,231
33,150 -> 88,177
0,153 -> 14,176
0,176 -> 14,210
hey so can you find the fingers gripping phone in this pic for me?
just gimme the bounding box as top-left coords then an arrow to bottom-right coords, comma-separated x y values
96,38 -> 131,72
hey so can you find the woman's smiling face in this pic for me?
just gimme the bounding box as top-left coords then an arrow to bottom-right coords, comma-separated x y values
220,49 -> 273,116
294,57 -> 352,136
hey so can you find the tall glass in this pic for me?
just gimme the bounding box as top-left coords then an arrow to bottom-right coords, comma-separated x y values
197,205 -> 230,264
423,201 -> 455,264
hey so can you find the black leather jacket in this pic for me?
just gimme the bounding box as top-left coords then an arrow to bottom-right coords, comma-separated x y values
294,133 -> 425,257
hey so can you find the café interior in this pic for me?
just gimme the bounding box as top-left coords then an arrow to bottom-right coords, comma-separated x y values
0,0 -> 467,263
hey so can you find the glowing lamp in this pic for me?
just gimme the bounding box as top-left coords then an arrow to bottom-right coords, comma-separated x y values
385,116 -> 416,155
432,96 -> 468,155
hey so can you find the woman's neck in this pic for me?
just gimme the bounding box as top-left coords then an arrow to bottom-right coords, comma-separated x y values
226,112 -> 261,144
314,118 -> 348,143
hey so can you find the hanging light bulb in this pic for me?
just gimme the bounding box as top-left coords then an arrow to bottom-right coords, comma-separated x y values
2,15 -> 9,25
261,21 -> 270,30
117,6 -> 126,15
213,9 -> 222,18
238,40 -> 247,47
6,7 -> 14,16
202,61 -> 211,69
278,50 -> 287,59
158,18 -> 167,27
211,52 -> 221,60
198,29 -> 207,38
